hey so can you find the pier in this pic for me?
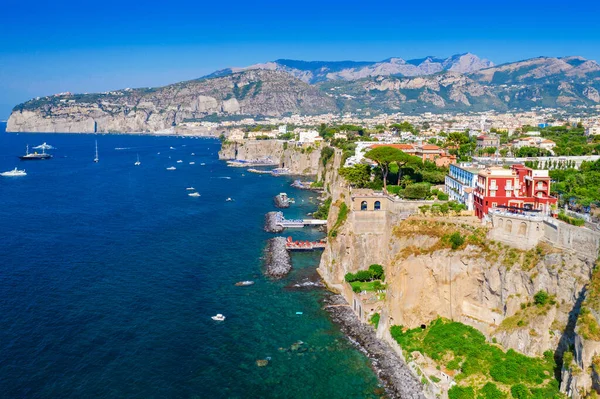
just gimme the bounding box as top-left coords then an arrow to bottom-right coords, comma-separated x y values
285,237 -> 326,251
274,212 -> 327,228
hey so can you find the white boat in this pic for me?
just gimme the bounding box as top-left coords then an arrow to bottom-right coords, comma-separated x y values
226,197 -> 233,202
186,187 -> 195,191
166,166 -> 176,171
191,153 -> 195,156
200,163 -> 206,166
93,140 -> 99,163
188,192 -> 201,197
169,146 -> 175,150
1,167 -> 27,177
189,162 -> 195,165
234,281 -> 255,286
176,160 -> 183,163
211,314 -> 225,321
134,154 -> 141,166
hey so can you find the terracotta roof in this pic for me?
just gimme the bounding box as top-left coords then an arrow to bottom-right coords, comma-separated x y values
370,144 -> 415,150
420,144 -> 440,150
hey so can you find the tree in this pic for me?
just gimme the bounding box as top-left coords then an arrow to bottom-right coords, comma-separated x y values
365,147 -> 417,192
499,148 -> 509,158
339,164 -> 372,188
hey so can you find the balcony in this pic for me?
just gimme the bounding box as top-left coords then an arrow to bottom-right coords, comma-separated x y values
505,185 -> 513,191
489,183 -> 498,190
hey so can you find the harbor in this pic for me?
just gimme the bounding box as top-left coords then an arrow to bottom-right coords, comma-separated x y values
285,236 -> 326,251
273,211 -> 327,228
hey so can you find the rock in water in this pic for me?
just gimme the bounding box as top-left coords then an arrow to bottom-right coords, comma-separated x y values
256,359 -> 269,367
273,194 -> 290,209
264,237 -> 292,278
264,212 -> 284,233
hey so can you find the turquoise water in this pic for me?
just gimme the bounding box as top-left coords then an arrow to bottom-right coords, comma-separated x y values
0,124 -> 380,398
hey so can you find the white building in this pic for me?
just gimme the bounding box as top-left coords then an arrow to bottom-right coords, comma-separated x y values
278,125 -> 287,134
298,130 -> 322,144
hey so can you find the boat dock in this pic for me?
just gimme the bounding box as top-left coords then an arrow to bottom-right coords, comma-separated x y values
274,212 -> 327,228
285,237 -> 326,251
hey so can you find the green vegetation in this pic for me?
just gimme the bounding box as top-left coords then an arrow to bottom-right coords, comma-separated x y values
329,202 -> 348,238
339,164 -> 373,188
364,146 -> 422,192
533,291 -> 549,306
320,146 -> 335,167
550,159 -> 600,207
448,232 -> 466,250
557,212 -> 585,226
312,198 -> 332,220
391,318 -> 560,397
344,264 -> 385,283
370,313 -> 381,329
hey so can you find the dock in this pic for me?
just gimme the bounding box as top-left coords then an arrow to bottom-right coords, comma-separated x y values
274,212 -> 327,228
285,237 -> 326,251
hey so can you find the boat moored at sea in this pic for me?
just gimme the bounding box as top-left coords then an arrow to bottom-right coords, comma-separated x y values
19,145 -> 52,160
234,281 -> 255,286
211,314 -> 225,321
1,167 -> 27,177
166,166 -> 176,171
188,192 -> 201,197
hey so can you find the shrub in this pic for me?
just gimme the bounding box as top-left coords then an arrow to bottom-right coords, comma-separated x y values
449,232 -> 465,250
368,264 -> 384,280
448,386 -> 475,399
344,273 -> 357,283
352,285 -> 361,293
533,290 -> 549,306
313,197 -> 331,220
320,146 -> 335,166
447,358 -> 461,370
479,383 -> 506,399
355,270 -> 373,281
510,384 -> 529,399
402,182 -> 431,199
437,192 -> 449,201
370,313 -> 380,329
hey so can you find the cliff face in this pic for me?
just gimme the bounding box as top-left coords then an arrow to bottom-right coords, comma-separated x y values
218,140 -> 322,175
7,70 -> 337,133
316,156 -> 595,364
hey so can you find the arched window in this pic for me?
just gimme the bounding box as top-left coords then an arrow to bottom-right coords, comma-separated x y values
361,201 -> 367,211
518,222 -> 527,236
374,201 -> 381,210
505,220 -> 512,233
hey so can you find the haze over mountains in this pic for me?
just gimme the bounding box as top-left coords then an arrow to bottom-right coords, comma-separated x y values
7,53 -> 600,133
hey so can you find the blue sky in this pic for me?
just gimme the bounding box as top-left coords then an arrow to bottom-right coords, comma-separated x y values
1,0 -> 600,118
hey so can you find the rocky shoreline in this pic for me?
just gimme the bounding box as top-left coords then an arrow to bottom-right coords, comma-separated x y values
264,211 -> 284,233
324,294 -> 425,399
264,237 -> 292,278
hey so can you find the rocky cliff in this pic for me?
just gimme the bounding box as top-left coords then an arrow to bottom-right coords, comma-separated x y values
315,152 -> 599,397
7,70 -> 337,133
218,139 -> 322,176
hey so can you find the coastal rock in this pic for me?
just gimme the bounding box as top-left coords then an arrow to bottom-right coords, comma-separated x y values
273,194 -> 290,208
324,294 -> 425,399
264,212 -> 284,233
264,237 -> 291,278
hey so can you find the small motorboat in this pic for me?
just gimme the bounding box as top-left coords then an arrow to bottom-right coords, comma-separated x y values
1,167 -> 27,177
191,153 -> 195,156
226,197 -> 233,202
166,166 -> 176,171
186,187 -> 195,191
211,314 -> 225,321
189,162 -> 195,165
235,281 -> 255,287
188,192 -> 201,197
176,160 -> 183,163
169,146 -> 175,150
200,163 -> 206,166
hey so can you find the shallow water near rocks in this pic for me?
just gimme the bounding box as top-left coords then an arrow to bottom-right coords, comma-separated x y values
0,124 -> 381,398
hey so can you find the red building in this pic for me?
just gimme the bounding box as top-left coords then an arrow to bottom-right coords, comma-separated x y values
473,164 -> 557,219
369,144 -> 456,167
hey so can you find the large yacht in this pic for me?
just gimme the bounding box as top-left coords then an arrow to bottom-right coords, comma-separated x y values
1,167 -> 27,177
19,145 -> 52,160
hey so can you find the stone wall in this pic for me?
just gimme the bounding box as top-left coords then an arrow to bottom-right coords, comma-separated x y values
489,212 -> 600,259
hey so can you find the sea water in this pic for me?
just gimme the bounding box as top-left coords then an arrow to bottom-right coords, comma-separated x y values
0,124 -> 380,398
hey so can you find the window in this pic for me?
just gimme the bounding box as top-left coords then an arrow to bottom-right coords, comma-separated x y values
361,201 -> 367,211
490,191 -> 496,197
492,202 -> 497,208
374,201 -> 381,210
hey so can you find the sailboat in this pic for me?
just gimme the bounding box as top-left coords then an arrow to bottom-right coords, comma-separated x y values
94,141 -> 99,163
134,154 -> 141,166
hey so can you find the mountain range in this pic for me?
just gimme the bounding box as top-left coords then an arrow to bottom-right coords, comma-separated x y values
7,54 -> 600,133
